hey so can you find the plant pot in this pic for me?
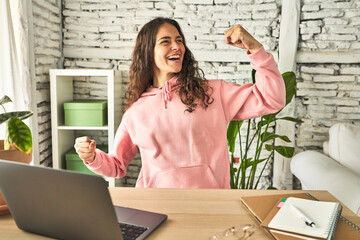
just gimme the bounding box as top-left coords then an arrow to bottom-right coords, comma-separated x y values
0,140 -> 32,215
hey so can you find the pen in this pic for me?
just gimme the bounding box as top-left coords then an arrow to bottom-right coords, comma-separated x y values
289,204 -> 316,228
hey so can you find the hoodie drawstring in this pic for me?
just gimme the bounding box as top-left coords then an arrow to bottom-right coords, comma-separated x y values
162,81 -> 171,109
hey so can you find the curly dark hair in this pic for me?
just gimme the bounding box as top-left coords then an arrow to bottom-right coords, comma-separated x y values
125,17 -> 213,112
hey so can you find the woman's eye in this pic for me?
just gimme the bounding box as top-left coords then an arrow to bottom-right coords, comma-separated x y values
161,40 -> 169,44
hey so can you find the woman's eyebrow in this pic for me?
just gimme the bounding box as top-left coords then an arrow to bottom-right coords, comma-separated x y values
157,36 -> 182,42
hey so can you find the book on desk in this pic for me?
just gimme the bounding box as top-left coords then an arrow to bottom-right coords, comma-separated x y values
240,193 -> 360,240
261,197 -> 341,240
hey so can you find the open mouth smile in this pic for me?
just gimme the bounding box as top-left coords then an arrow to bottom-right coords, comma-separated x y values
167,54 -> 181,61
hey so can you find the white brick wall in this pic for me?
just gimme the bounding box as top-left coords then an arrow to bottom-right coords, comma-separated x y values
299,0 -> 360,51
295,0 -> 360,165
33,0 -> 62,167
31,0 -> 359,188
296,62 -> 360,150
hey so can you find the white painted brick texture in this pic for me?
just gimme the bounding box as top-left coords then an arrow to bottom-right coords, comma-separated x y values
33,0 -> 62,167
295,63 -> 360,152
299,0 -> 359,51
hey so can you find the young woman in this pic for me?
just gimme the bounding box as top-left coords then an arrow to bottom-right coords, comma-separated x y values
74,17 -> 286,188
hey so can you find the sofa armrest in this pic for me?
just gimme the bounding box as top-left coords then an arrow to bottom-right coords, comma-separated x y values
291,151 -> 360,215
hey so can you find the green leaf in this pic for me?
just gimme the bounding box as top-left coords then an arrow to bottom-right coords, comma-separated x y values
267,186 -> 277,190
261,132 -> 291,143
6,117 -> 32,154
282,71 -> 296,106
0,111 -> 33,125
251,69 -> 256,84
248,158 -> 267,167
257,114 -> 276,129
277,116 -> 303,124
16,111 -> 33,120
0,95 -> 12,105
240,157 -> 253,169
258,116 -> 303,129
227,120 -> 243,153
262,114 -> 274,121
240,157 -> 267,169
265,144 -> 294,158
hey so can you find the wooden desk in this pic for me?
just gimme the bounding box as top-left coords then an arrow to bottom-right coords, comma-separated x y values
0,188 -> 359,239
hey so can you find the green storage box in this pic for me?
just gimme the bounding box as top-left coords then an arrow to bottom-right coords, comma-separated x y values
65,145 -> 108,175
64,100 -> 107,126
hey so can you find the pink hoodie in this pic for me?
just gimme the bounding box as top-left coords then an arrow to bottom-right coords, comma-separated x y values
86,46 -> 286,188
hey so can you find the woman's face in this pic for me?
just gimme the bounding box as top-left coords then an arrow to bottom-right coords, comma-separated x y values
153,23 -> 185,82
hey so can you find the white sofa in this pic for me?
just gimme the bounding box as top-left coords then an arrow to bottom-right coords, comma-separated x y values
291,123 -> 360,216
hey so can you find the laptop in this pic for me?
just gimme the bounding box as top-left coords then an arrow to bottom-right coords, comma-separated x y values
0,159 -> 167,240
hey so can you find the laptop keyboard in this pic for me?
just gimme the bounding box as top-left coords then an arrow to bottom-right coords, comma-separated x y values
119,222 -> 148,240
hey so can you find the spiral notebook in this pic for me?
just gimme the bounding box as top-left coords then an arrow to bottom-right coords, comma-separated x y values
262,197 -> 342,240
241,193 -> 360,240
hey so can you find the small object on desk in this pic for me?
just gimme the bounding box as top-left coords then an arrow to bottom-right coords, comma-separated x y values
289,203 -> 315,228
210,224 -> 256,240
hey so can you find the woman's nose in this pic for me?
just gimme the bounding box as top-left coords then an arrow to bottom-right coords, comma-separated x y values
171,42 -> 179,50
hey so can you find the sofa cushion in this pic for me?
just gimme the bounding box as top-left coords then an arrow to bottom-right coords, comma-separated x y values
328,123 -> 360,176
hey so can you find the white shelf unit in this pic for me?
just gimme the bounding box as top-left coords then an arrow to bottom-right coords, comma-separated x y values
50,69 -> 121,187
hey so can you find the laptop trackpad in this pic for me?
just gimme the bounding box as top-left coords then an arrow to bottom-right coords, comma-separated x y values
114,205 -> 167,229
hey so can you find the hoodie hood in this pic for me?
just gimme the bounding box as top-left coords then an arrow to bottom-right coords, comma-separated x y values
141,76 -> 179,109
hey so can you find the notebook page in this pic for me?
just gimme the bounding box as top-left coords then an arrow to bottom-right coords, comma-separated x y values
268,197 -> 339,239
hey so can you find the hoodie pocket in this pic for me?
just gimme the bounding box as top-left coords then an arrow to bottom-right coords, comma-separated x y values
148,165 -> 220,188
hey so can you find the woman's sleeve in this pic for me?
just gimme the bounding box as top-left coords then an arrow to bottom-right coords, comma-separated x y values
85,116 -> 138,178
220,46 -> 286,122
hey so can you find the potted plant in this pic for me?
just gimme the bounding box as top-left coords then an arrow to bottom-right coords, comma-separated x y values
0,95 -> 33,214
227,71 -> 302,189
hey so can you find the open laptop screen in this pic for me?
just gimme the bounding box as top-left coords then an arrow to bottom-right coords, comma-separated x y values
0,160 -> 167,240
